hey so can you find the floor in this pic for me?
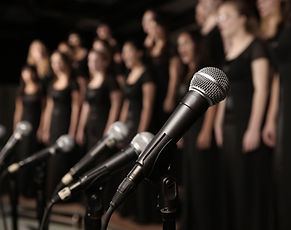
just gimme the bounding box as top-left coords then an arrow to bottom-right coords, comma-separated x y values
0,196 -> 164,230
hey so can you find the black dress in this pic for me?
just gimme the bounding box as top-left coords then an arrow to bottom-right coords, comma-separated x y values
85,75 -> 119,150
273,25 -> 291,230
178,77 -> 217,230
16,89 -> 42,197
221,39 -> 270,230
119,69 -> 160,223
45,79 -> 78,197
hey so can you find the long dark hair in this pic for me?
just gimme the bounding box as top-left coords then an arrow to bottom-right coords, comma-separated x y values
18,64 -> 40,97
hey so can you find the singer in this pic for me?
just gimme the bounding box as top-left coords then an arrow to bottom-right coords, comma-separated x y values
13,65 -> 42,197
75,49 -> 122,150
118,40 -> 158,223
40,51 -> 80,198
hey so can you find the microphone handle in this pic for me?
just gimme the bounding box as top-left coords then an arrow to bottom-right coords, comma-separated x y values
69,136 -> 111,177
0,135 -> 19,164
20,147 -> 55,167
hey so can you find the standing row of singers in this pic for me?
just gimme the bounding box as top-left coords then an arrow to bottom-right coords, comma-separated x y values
10,0 -> 291,229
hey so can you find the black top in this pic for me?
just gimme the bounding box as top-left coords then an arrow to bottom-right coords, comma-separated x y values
124,69 -> 154,139
223,38 -> 269,124
85,75 -> 119,149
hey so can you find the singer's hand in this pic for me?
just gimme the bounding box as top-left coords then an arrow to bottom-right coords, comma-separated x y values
196,130 -> 212,150
163,97 -> 175,113
75,131 -> 85,146
42,131 -> 50,145
242,128 -> 261,153
262,119 -> 276,147
36,127 -> 43,142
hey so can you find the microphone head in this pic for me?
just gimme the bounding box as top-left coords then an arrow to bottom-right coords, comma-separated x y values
130,132 -> 154,154
107,122 -> 129,142
56,135 -> 75,152
16,121 -> 32,136
0,124 -> 6,139
189,67 -> 230,105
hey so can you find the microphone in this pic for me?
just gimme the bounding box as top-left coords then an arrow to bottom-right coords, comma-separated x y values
7,135 -> 75,173
0,124 -> 6,140
53,132 -> 154,203
0,121 -> 32,165
110,67 -> 230,210
61,121 -> 129,186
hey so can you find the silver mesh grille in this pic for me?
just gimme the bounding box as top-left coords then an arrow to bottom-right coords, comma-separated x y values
16,121 -> 32,136
56,135 -> 75,152
107,121 -> 129,142
131,132 -> 154,154
189,67 -> 230,105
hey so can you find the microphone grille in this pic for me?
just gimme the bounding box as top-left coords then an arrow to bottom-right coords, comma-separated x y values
16,121 -> 32,136
189,67 -> 230,105
56,135 -> 75,152
131,132 -> 154,154
107,122 -> 129,142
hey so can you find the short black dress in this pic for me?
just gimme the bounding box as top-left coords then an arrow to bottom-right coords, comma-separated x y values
85,75 -> 119,150
17,87 -> 42,196
221,39 -> 271,230
45,79 -> 78,198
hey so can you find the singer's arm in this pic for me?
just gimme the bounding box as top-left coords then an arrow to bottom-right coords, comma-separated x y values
262,73 -> 279,147
68,90 -> 80,138
103,90 -> 122,135
242,58 -> 269,153
138,82 -> 155,132
163,56 -> 181,113
196,105 -> 217,150
119,99 -> 129,123
75,102 -> 89,145
214,99 -> 226,148
42,97 -> 54,144
13,96 -> 23,130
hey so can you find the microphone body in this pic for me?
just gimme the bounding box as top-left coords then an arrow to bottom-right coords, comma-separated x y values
53,132 -> 154,202
110,67 -> 230,210
0,121 -> 32,165
61,122 -> 128,185
7,135 -> 74,173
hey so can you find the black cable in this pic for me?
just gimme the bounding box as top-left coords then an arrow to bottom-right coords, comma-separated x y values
101,206 -> 114,230
39,201 -> 54,230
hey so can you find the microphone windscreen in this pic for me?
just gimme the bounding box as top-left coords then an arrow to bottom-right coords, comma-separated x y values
189,67 -> 230,105
107,122 -> 129,142
130,132 -> 154,153
56,135 -> 75,152
16,121 -> 32,136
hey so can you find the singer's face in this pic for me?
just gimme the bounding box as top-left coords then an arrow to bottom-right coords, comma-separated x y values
31,42 -> 44,60
21,69 -> 34,83
217,3 -> 245,38
51,53 -> 66,74
68,33 -> 81,47
122,43 -> 141,69
88,51 -> 104,73
177,33 -> 195,65
257,0 -> 280,18
142,10 -> 155,33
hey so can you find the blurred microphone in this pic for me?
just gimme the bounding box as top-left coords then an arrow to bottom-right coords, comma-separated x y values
109,67 -> 230,210
0,121 -> 32,165
53,132 -> 154,203
61,122 -> 129,186
7,135 -> 74,174
0,124 -> 6,140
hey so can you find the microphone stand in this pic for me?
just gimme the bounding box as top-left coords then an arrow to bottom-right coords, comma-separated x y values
84,184 -> 104,230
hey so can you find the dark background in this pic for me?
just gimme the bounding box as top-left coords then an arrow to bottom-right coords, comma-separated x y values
0,0 -> 197,84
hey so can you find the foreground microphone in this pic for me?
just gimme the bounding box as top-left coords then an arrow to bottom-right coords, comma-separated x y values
109,67 -> 230,212
61,121 -> 129,186
0,121 -> 32,165
52,132 -> 154,203
7,135 -> 74,173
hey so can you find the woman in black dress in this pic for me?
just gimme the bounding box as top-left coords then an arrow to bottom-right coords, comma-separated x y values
75,49 -> 121,150
13,65 -> 42,196
177,30 -> 218,230
144,12 -> 181,130
41,51 -> 80,197
119,40 -> 157,223
215,1 -> 270,230
262,0 -> 291,228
